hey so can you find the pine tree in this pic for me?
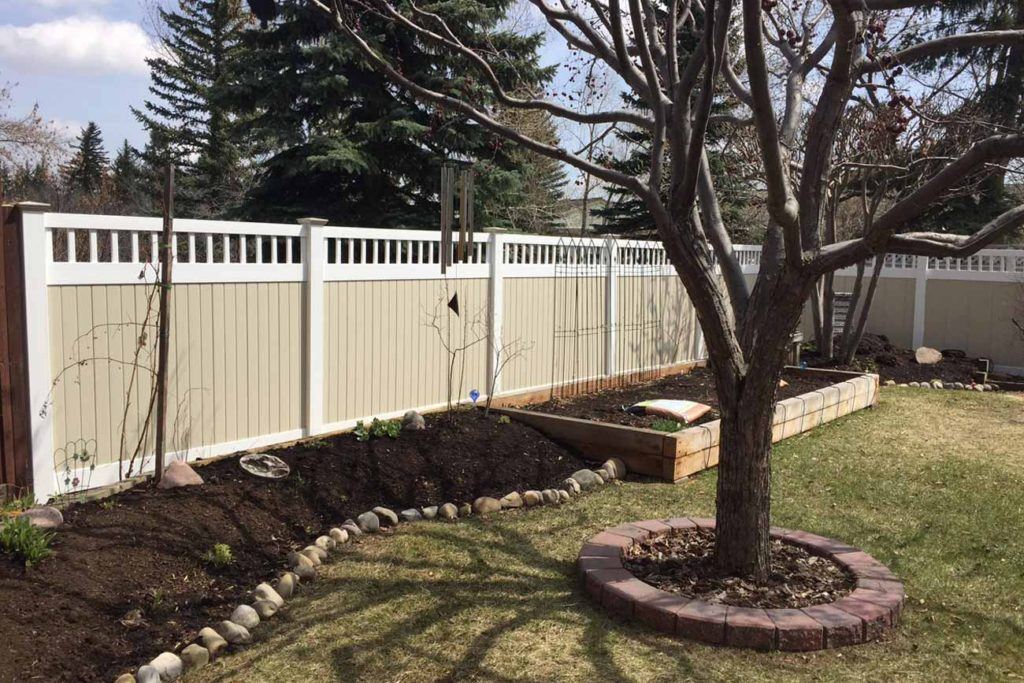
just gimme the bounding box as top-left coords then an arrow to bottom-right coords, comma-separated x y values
134,0 -> 250,217
63,122 -> 108,195
111,140 -> 151,214
225,0 -> 551,227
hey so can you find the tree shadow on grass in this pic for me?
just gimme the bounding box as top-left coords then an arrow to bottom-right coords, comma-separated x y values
199,519 -> 707,682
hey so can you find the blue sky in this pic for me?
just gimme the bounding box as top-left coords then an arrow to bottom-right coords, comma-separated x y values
0,0 -> 156,152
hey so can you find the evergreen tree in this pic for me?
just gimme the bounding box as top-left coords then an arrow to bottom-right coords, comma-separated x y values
63,122 -> 108,195
111,140 -> 151,214
225,0 -> 551,227
134,0 -> 250,217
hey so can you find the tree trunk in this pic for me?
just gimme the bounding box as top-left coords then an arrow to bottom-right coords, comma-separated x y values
713,382 -> 776,579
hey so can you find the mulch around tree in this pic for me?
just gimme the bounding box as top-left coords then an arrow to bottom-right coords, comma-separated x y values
0,411 -> 588,683
622,528 -> 855,609
806,333 -> 982,384
526,367 -> 839,429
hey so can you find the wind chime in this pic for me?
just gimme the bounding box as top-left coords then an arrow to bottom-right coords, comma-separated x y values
440,162 -> 475,315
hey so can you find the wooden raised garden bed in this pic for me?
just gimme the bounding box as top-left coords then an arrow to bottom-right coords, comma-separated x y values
492,366 -> 878,482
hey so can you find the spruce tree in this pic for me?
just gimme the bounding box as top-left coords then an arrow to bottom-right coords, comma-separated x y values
63,122 -> 108,195
134,0 -> 250,217
111,140 -> 151,214
226,0 -> 551,227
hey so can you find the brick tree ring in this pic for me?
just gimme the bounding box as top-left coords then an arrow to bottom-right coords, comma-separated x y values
579,517 -> 905,651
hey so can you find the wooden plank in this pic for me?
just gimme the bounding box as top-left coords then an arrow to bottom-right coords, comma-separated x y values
0,206 -> 32,492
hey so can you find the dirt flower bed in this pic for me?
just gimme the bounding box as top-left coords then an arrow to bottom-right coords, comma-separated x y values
528,367 -> 837,429
623,528 -> 855,609
807,334 -> 981,384
0,411 -> 588,683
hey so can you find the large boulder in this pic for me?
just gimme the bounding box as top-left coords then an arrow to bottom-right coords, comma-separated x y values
21,506 -> 63,529
914,346 -> 942,365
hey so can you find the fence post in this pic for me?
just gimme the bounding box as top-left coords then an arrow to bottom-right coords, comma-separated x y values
299,217 -> 327,437
605,236 -> 619,377
486,228 -> 506,398
912,255 -> 929,349
16,203 -> 55,503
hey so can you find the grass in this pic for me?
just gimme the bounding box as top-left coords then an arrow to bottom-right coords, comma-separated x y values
190,389 -> 1024,683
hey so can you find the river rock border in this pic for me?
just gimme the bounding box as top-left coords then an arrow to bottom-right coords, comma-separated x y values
110,459 -> 626,682
883,378 -> 999,391
580,518 -> 904,651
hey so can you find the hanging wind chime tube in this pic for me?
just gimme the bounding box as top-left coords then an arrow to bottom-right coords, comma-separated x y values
463,168 -> 474,262
440,164 -> 453,274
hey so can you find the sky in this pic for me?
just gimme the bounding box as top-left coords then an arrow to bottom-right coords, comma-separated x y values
0,0 -> 157,152
0,0 -> 583,165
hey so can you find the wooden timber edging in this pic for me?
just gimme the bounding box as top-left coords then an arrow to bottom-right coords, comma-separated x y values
494,367 -> 879,483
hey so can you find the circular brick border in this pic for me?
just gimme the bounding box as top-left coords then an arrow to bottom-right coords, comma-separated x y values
579,517 -> 904,651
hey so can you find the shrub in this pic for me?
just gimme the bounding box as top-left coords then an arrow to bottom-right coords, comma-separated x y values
354,418 -> 401,442
204,543 -> 234,568
0,516 -> 54,567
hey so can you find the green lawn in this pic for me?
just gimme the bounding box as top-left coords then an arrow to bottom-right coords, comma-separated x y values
190,389 -> 1024,682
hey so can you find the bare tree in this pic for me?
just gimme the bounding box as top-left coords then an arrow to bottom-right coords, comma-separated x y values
256,0 -> 1024,578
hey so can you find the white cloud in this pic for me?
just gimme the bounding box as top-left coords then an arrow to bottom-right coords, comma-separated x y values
0,16 -> 155,76
31,0 -> 112,7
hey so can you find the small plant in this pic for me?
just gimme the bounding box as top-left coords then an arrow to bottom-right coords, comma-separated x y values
204,543 -> 234,568
0,516 -> 54,568
1,493 -> 35,517
651,418 -> 684,433
354,417 -> 401,442
99,499 -> 118,510
497,415 -> 511,425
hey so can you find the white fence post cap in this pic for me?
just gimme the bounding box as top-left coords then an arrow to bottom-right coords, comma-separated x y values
297,217 -> 328,226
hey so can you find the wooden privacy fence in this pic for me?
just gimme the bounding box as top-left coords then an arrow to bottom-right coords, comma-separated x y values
0,205 -> 32,500
6,204 -> 1023,502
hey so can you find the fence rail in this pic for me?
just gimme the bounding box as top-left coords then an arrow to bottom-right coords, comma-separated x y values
8,205 -> 1024,502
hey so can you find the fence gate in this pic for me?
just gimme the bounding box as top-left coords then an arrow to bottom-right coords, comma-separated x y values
0,205 -> 32,501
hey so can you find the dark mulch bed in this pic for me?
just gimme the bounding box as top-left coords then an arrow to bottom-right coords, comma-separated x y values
806,333 -> 982,384
526,367 -> 840,429
0,411 -> 587,683
623,529 -> 855,609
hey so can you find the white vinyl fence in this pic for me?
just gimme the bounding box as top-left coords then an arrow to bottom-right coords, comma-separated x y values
13,204 -> 1024,501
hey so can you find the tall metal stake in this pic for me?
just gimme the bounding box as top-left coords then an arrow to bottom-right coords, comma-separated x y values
153,165 -> 175,484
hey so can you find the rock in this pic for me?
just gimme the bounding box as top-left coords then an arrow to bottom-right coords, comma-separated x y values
400,508 -> 423,522
991,383 -> 1000,391
314,535 -> 336,551
523,490 -> 543,507
300,547 -> 323,566
499,492 -> 523,509
197,627 -> 229,659
157,460 -> 203,489
215,620 -> 251,645
571,469 -> 603,491
357,511 -> 380,534
230,604 -> 260,630
954,382 -> 965,390
179,643 -> 209,672
439,503 -> 459,520
602,458 -> 627,480
594,468 -> 610,483
148,651 -> 183,681
287,552 -> 316,580
135,666 -> 161,683
975,384 -> 985,392
252,599 -> 279,620
114,675 -> 136,683
372,506 -> 399,527
920,382 -> 931,389
983,383 -> 994,391
276,573 -> 298,599
562,478 -> 581,496
898,383 -> 908,387
472,497 -> 502,514
329,527 -> 349,544
557,489 -> 571,503
884,379 -> 896,386
458,503 -> 472,517
931,380 -> 944,389
255,581 -> 284,608
421,506 -> 438,520
915,346 -> 942,365
908,381 -> 921,388
401,410 -> 426,431
341,522 -> 362,537
21,505 -> 63,529
541,489 -> 559,505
